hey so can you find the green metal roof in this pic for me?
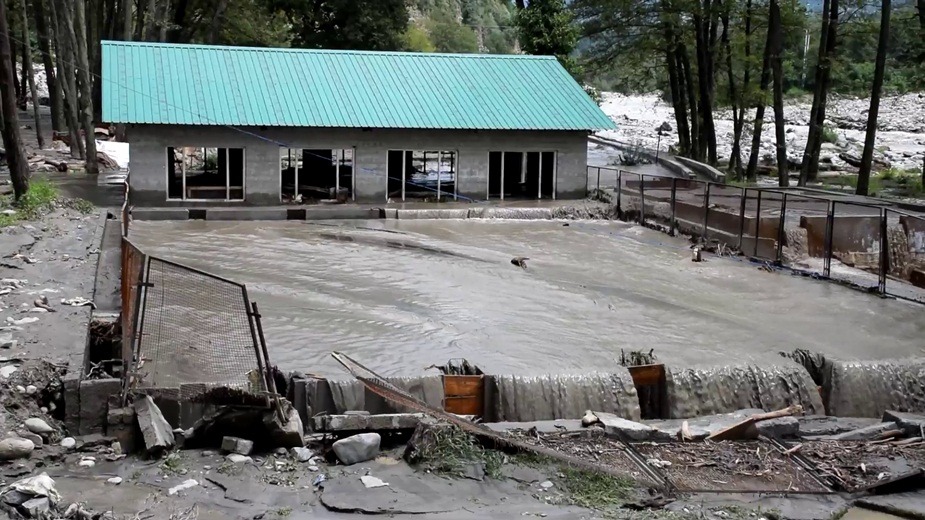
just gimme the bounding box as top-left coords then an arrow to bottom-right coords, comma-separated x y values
101,41 -> 615,131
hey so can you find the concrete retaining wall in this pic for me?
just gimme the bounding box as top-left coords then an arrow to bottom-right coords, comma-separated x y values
665,362 -> 824,419
490,372 -> 640,422
822,358 -> 925,417
127,125 -> 589,205
674,156 -> 726,183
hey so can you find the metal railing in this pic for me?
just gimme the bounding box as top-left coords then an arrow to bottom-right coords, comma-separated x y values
586,165 -> 925,304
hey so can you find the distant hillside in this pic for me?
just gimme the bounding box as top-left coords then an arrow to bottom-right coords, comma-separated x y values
407,0 -> 519,54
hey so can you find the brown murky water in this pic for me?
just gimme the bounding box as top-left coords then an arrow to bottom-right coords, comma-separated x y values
130,219 -> 925,378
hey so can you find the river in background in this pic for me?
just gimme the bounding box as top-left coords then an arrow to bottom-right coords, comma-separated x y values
129,219 -> 925,378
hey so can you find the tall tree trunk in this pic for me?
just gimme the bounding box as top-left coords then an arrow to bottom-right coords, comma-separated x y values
856,0 -> 890,197
123,0 -> 133,40
679,43 -> 700,160
50,0 -> 85,159
157,0 -> 168,41
32,0 -> 63,133
168,0 -> 188,42
799,0 -> 838,186
745,3 -> 774,181
694,0 -> 717,164
73,0 -> 99,173
7,23 -> 20,105
143,0 -> 157,41
206,0 -> 228,44
720,0 -> 740,174
731,0 -> 753,178
19,0 -> 44,148
0,0 -> 29,200
918,0 -> 924,31
769,0 -> 788,187
133,0 -> 145,40
806,0 -> 838,182
662,0 -> 690,156
18,31 -> 27,109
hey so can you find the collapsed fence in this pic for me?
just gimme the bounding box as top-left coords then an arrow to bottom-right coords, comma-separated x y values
120,238 -> 272,400
587,166 -> 925,304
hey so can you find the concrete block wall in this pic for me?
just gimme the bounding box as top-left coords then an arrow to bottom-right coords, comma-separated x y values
127,125 -> 590,206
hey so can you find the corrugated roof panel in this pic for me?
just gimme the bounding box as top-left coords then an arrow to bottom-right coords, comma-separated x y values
102,41 -> 616,131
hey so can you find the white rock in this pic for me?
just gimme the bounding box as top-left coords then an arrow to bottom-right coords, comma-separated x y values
308,465 -> 319,472
25,418 -> 55,434
332,433 -> 380,465
25,385 -> 37,395
15,385 -> 25,393
360,475 -> 388,488
290,447 -> 314,462
168,479 -> 198,496
225,454 -> 252,464
540,481 -> 554,489
78,459 -> 95,468
60,437 -> 76,449
107,477 -> 123,485
0,437 -> 35,460
0,365 -> 18,378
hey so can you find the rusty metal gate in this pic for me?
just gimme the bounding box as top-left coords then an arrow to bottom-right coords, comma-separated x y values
128,255 -> 269,395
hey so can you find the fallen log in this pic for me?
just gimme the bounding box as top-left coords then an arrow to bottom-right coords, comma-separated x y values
707,404 -> 803,441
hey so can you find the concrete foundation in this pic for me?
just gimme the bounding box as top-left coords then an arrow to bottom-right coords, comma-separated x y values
127,126 -> 590,206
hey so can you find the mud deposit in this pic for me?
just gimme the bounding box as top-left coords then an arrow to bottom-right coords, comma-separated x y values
129,219 -> 925,377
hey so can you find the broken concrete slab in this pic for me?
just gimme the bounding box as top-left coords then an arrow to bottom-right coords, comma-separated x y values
797,416 -> 881,437
78,378 -> 121,435
755,417 -> 799,439
332,433 -> 380,465
645,408 -> 766,440
831,422 -> 900,441
856,491 -> 925,519
593,412 -> 671,441
134,395 -> 175,454
221,437 -> 254,455
882,410 -> 925,437
313,413 -> 427,432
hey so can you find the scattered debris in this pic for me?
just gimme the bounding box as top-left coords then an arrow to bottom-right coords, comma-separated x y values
33,296 -> 55,312
511,257 -> 529,269
221,436 -> 254,456
312,474 -> 326,488
832,421 -> 902,441
60,297 -> 95,308
426,358 -> 483,375
134,395 -> 176,455
333,433 -> 381,465
6,316 -> 39,326
0,473 -> 60,518
707,404 -> 804,441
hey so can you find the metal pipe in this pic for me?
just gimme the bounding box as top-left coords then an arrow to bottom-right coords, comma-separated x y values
500,152 -> 505,201
669,177 -> 677,236
596,166 -> 601,192
776,193 -> 788,265
702,183 -> 711,238
639,174 -> 646,225
738,187 -> 747,250
537,153 -> 543,199
616,170 -> 622,215
754,190 -> 763,257
437,151 -> 442,202
401,150 -> 406,202
246,298 -> 270,393
879,208 -> 888,294
552,152 -> 558,200
823,201 -> 834,278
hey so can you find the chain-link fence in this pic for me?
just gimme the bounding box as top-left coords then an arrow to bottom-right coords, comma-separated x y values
588,166 -> 925,304
130,256 -> 268,394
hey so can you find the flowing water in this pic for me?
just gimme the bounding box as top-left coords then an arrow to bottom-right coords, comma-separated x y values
129,218 -> 925,378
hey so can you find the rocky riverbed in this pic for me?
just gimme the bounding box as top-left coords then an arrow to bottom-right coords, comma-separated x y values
598,92 -> 925,175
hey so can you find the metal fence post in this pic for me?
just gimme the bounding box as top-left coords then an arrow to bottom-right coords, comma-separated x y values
738,188 -> 747,251
702,183 -> 711,238
879,208 -> 888,294
670,177 -> 678,236
776,193 -> 788,265
596,167 -> 601,192
754,190 -> 763,257
639,174 -> 646,225
585,166 -> 590,197
823,201 -> 834,278
616,170 -> 623,215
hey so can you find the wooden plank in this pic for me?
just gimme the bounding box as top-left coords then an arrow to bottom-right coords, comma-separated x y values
444,396 -> 483,416
444,375 -> 484,397
627,364 -> 665,387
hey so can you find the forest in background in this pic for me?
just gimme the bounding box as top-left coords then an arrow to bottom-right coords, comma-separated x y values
0,0 -> 923,201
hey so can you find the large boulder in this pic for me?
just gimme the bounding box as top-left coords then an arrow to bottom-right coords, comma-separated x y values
0,438 -> 34,461
332,433 -> 380,465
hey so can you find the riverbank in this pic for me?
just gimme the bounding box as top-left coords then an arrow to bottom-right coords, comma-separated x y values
597,92 -> 925,183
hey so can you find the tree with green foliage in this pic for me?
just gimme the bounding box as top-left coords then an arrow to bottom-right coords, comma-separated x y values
515,0 -> 581,77
271,0 -> 409,50
429,13 -> 480,53
404,25 -> 437,52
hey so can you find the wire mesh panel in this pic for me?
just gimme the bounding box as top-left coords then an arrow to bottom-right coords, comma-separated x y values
134,257 -> 263,391
121,238 -> 147,363
885,210 -> 925,303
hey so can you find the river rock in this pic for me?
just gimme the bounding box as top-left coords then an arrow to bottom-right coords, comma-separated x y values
332,433 -> 380,465
25,418 -> 55,435
290,447 -> 314,462
107,477 -> 123,485
21,497 -> 50,517
18,432 -> 43,447
0,438 -> 34,460
60,437 -> 76,449
226,454 -> 253,464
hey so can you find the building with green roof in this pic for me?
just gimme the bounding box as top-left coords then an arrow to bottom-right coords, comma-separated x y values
102,41 -> 615,206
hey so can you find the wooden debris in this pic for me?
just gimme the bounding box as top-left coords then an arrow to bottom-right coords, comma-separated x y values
782,443 -> 802,455
707,404 -> 804,441
679,421 -> 693,442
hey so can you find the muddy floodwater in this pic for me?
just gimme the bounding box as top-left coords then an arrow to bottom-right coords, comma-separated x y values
129,219 -> 925,378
